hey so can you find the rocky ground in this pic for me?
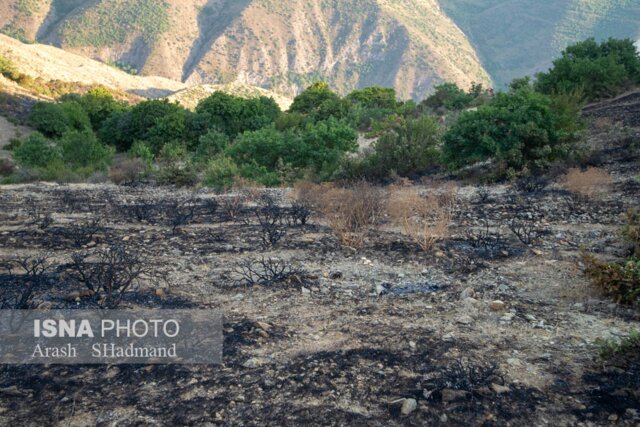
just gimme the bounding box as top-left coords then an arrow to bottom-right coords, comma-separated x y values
0,99 -> 638,426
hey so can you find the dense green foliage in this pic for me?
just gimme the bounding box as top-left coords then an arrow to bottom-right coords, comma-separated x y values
536,38 -> 640,101
28,101 -> 92,138
442,87 -> 584,177
195,93 -> 281,137
421,82 -> 490,113
8,37 -> 637,186
340,116 -> 442,181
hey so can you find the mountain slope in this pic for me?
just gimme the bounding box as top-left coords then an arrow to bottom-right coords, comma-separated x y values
438,0 -> 640,88
0,0 -> 492,100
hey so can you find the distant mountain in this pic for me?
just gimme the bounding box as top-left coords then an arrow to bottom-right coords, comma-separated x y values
439,0 -> 640,88
0,0 -> 491,100
1,0 -> 639,98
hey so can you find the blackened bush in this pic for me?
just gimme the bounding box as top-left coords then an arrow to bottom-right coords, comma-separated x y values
0,253 -> 53,309
69,244 -> 148,309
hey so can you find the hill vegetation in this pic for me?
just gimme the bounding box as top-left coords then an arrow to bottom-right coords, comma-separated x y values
4,37 -> 636,188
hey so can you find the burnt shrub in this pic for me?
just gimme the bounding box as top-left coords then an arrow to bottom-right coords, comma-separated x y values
252,194 -> 287,248
0,253 -> 54,309
68,244 -> 150,309
508,218 -> 543,246
166,198 -> 199,233
233,257 -> 303,287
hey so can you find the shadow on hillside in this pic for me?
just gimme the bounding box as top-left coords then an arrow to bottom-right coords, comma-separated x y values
181,0 -> 252,82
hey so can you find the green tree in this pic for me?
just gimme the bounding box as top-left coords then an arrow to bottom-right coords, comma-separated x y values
346,87 -> 398,110
288,81 -> 341,115
12,133 -> 61,168
59,129 -> 113,173
77,87 -> 126,130
536,38 -> 640,101
195,93 -> 280,137
29,101 -> 91,138
442,88 -> 583,176
192,129 -> 230,164
99,100 -> 186,152
421,82 -> 474,112
204,155 -> 239,191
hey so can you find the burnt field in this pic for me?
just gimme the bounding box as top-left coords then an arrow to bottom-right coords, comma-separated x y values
0,117 -> 639,425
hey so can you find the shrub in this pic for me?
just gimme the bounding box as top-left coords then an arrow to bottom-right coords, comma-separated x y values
560,167 -> 612,200
195,93 -> 281,137
204,155 -> 239,191
60,129 -> 113,173
342,116 -> 442,181
422,82 -> 473,112
536,38 -> 640,101
156,165 -> 198,187
109,158 -> 147,185
12,132 -> 61,168
29,101 -> 91,138
0,159 -> 15,177
622,209 -> 640,257
192,129 -> 229,163
289,81 -> 341,116
596,329 -> 640,359
128,141 -> 154,167
387,187 -> 452,252
315,181 -> 386,248
0,54 -> 21,81
442,88 -> 583,177
583,254 -> 639,307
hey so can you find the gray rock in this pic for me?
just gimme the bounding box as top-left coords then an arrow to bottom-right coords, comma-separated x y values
401,398 -> 417,415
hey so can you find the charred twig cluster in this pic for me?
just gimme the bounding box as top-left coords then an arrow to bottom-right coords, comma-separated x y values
515,176 -> 548,194
25,197 -> 53,230
423,360 -> 500,400
220,194 -> 246,222
51,218 -> 104,248
252,195 -> 288,248
0,253 -> 53,309
124,199 -> 161,224
68,244 -> 150,308
167,198 -> 199,233
233,257 -> 301,287
509,218 -> 542,246
286,200 -> 312,226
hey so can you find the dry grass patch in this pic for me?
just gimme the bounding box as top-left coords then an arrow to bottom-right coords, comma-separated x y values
561,167 -> 613,200
387,185 -> 454,252
307,181 -> 386,249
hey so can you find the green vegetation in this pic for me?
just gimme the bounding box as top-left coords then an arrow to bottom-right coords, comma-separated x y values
536,38 -> 640,101
0,54 -> 21,81
59,0 -> 170,47
596,329 -> 640,359
5,37 -> 637,187
442,87 -> 584,178
421,82 -> 490,113
583,210 -> 640,307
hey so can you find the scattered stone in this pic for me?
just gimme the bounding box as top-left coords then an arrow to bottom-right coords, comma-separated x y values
500,313 -> 515,322
460,287 -> 475,299
64,291 -> 81,302
301,287 -> 311,296
401,398 -> 417,415
456,315 -> 473,325
491,383 -> 511,394
329,272 -> 343,280
524,314 -> 537,322
155,288 -> 166,299
441,389 -> 469,402
242,358 -> 264,369
497,284 -> 510,293
531,249 -> 543,256
489,300 -> 506,311
507,358 -> 523,367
